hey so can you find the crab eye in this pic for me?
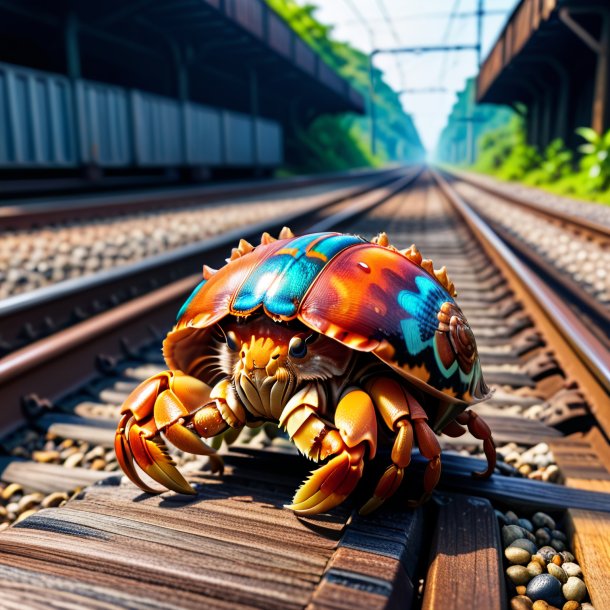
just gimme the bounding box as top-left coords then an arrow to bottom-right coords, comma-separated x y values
225,330 -> 239,351
289,336 -> 307,359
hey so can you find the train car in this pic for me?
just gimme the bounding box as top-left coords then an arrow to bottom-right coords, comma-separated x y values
0,61 -> 283,178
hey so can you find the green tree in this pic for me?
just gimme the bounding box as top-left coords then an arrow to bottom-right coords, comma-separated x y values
266,0 -> 425,171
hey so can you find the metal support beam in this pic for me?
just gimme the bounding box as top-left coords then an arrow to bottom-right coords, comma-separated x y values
593,13 -> 610,134
250,69 -> 259,165
559,6 -> 610,134
64,12 -> 81,80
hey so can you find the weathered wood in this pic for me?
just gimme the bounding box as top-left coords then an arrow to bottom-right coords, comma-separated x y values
308,509 -> 424,610
0,465 -> 347,610
567,509 -> 610,610
422,494 -> 506,610
550,430 -> 610,610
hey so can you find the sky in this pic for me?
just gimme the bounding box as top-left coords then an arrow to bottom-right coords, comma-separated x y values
297,0 -> 519,152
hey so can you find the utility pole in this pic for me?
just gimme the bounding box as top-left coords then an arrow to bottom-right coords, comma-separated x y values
476,0 -> 484,68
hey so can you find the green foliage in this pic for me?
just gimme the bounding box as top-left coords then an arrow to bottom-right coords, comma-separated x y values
467,113 -> 610,205
435,78 -> 516,165
576,127 -> 610,191
265,0 -> 425,171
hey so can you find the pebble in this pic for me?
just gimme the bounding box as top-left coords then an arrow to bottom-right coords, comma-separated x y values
17,493 -> 44,512
562,602 -> 581,610
506,510 -> 519,524
507,565 -> 532,585
552,530 -> 567,543
562,577 -> 586,602
551,555 -> 563,566
538,546 -> 558,562
516,586 -> 527,595
560,552 -> 575,563
551,539 -> 566,552
526,574 -> 564,607
1,483 -> 22,500
511,596 -> 534,610
527,562 -> 544,577
533,513 -> 556,531
518,518 -> 534,532
41,492 -> 69,509
561,563 -> 582,579
63,452 -> 84,468
536,528 -> 552,546
547,564 -> 567,584
504,525 -> 527,546
32,450 -> 60,463
531,554 -> 546,568
511,539 -> 539,556
506,547 -> 532,565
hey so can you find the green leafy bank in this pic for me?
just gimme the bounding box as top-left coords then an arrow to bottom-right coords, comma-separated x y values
437,78 -> 610,205
266,0 -> 425,173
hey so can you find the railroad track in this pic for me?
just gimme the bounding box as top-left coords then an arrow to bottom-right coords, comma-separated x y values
0,167 -> 405,355
0,168 -> 608,610
441,168 -> 610,350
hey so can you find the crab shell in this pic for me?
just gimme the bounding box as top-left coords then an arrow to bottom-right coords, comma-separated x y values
164,232 -> 490,432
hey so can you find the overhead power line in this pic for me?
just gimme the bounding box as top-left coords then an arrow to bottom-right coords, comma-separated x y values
375,0 -> 406,88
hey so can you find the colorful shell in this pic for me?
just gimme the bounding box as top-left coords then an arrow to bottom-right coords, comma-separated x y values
165,232 -> 489,422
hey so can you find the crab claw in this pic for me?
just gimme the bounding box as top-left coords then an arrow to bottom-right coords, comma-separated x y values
115,370 -> 223,495
286,446 -> 365,515
115,416 -> 195,494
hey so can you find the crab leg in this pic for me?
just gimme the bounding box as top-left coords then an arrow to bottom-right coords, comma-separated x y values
280,385 -> 377,515
455,410 -> 496,478
115,371 -> 243,495
361,377 -> 414,514
365,377 -> 442,510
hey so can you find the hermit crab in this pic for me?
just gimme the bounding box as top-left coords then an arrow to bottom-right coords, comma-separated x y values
116,228 -> 496,515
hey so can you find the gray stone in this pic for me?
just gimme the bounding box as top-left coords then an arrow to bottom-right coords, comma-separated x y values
518,518 -> 534,532
506,510 -> 520,525
538,546 -> 558,562
532,512 -> 556,531
504,524 -> 527,547
510,538 -> 538,556
536,528 -> 552,546
551,539 -> 566,552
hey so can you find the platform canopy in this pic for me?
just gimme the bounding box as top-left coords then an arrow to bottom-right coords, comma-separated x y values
0,0 -> 365,124
477,0 -> 610,145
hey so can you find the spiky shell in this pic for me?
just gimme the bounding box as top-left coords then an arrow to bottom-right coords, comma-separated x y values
164,232 -> 489,430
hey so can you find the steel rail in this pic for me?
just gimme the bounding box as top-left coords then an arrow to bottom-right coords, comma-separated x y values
442,167 -> 610,241
433,169 -> 610,438
0,168 -> 422,436
0,168 -> 412,353
0,167 -> 400,230
438,170 -> 610,336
